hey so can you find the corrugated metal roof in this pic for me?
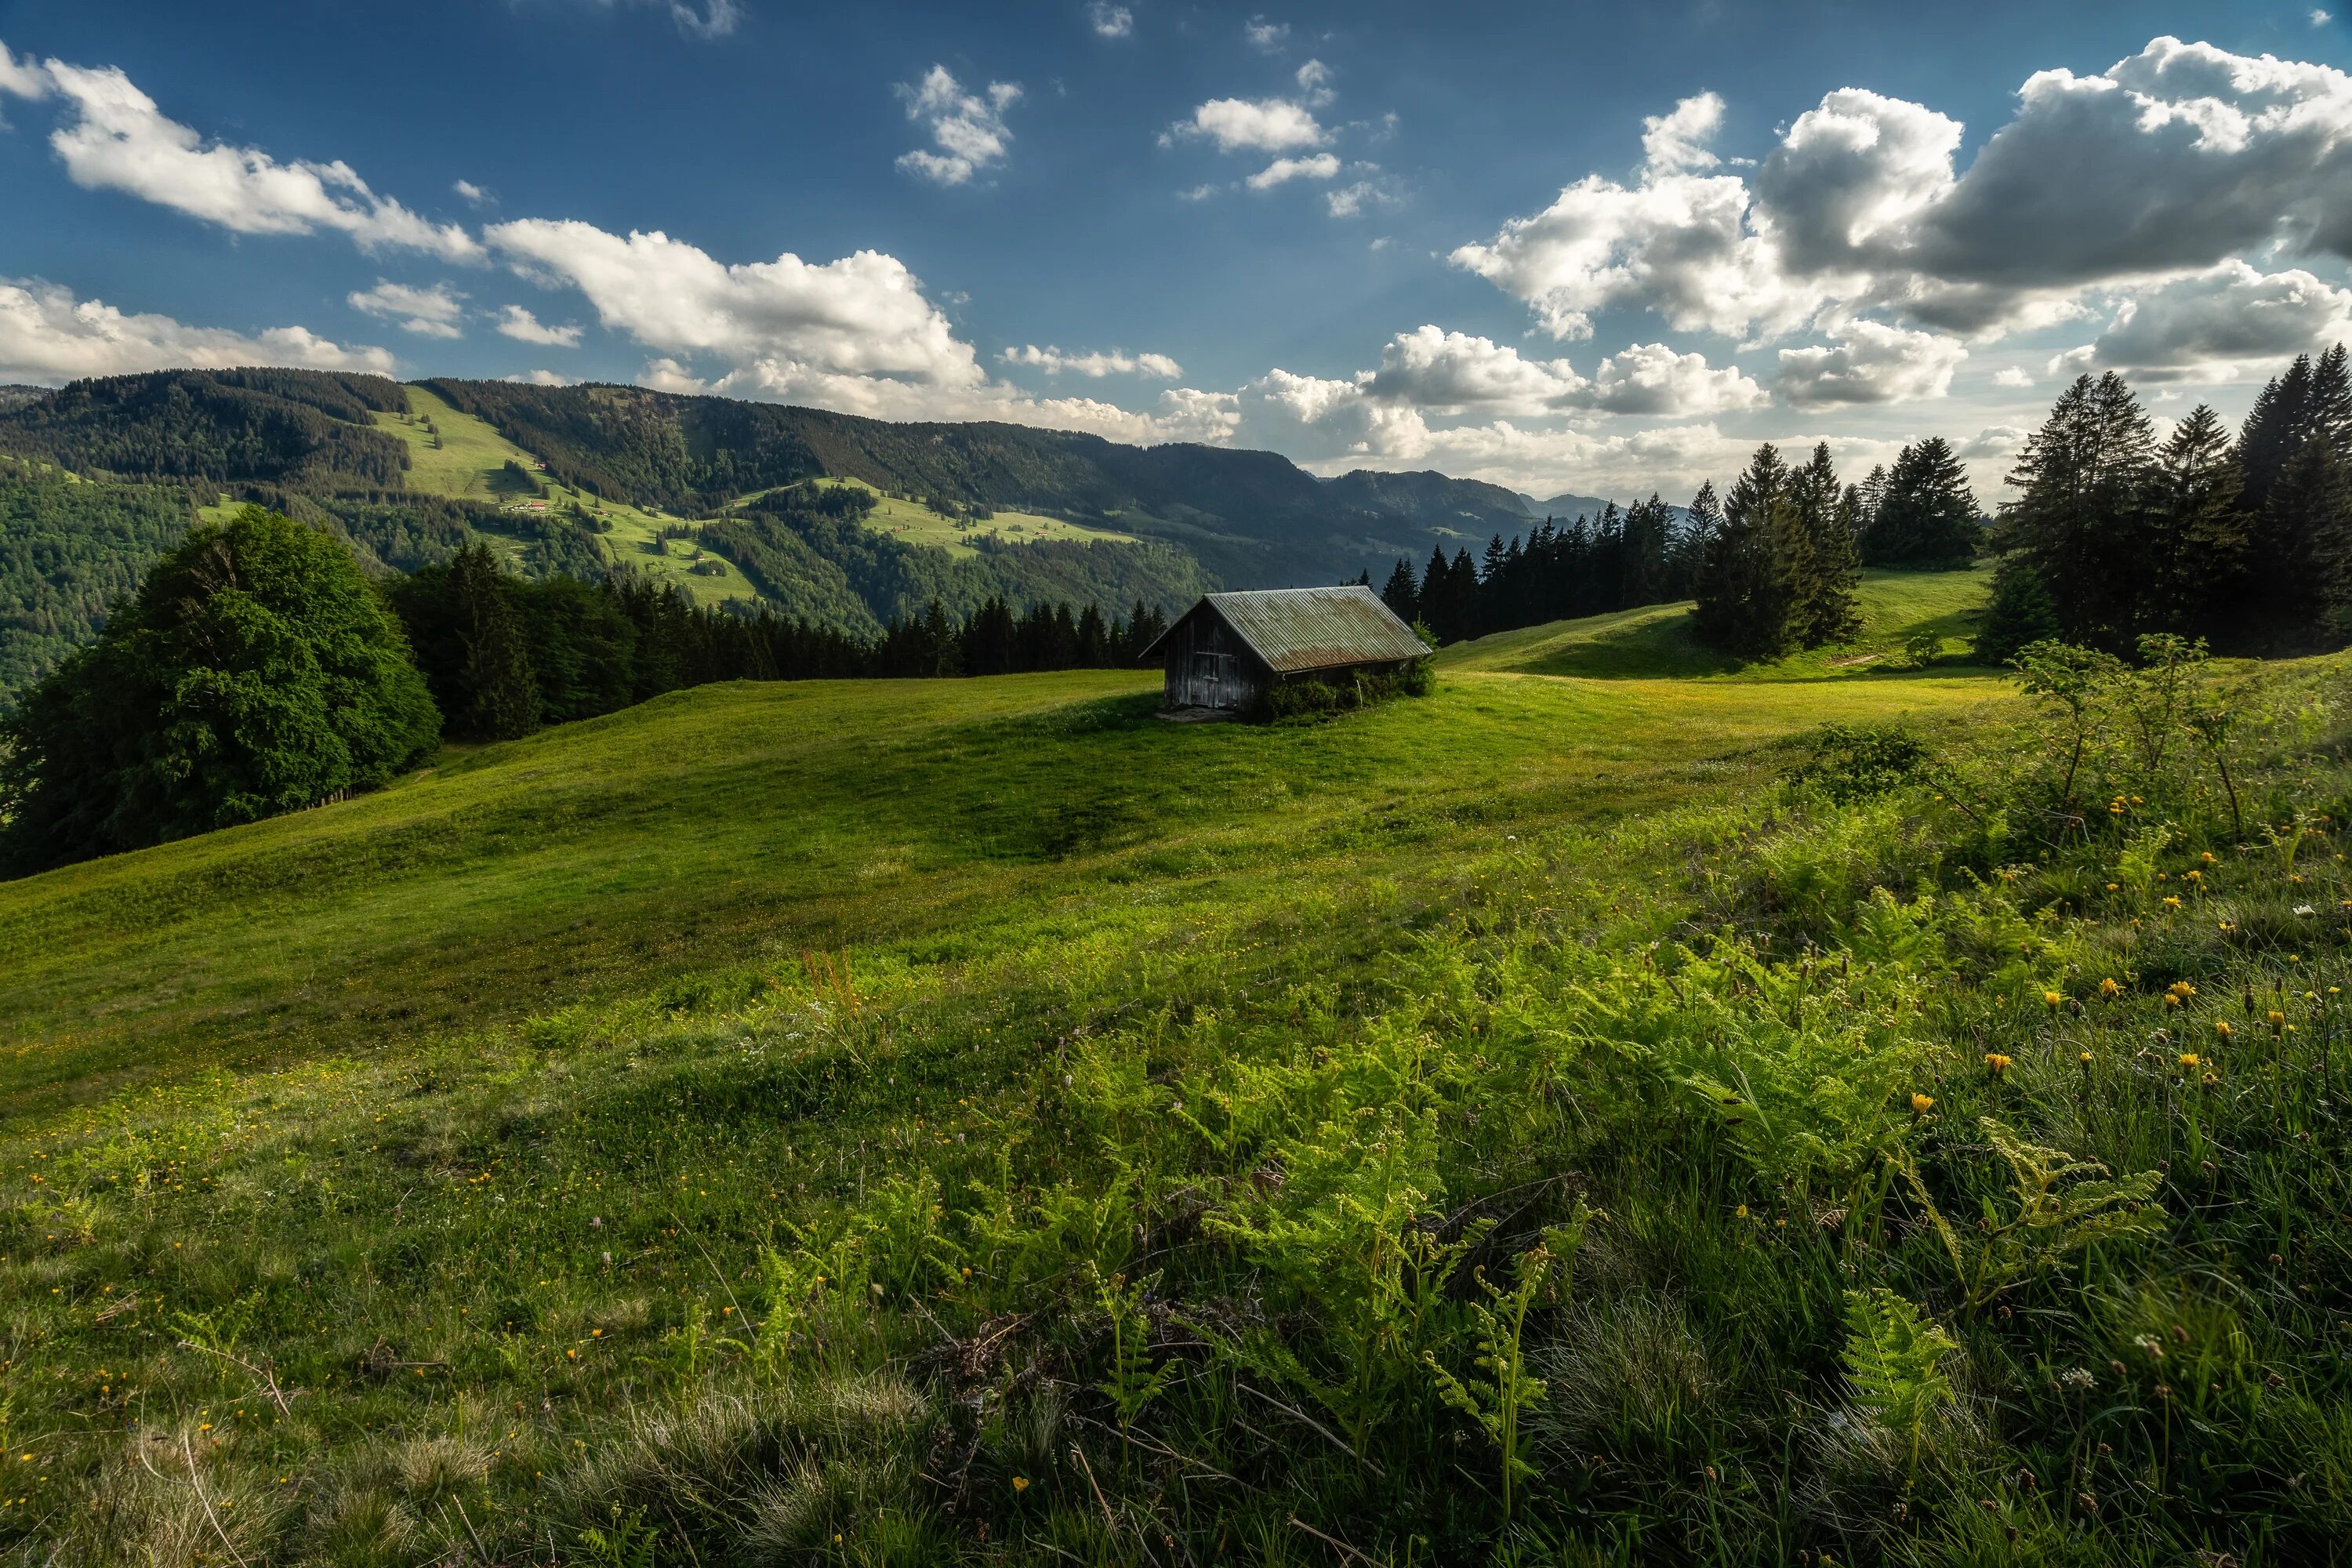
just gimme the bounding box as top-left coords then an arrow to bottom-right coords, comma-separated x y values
1146,585 -> 1429,674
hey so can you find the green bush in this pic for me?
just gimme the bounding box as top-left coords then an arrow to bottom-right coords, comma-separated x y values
1258,656 -> 1432,720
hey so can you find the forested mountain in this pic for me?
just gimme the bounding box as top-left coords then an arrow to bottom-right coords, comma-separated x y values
1,370 -> 412,489
0,368 -> 1597,699
0,459 -> 193,702
415,379 -> 1541,586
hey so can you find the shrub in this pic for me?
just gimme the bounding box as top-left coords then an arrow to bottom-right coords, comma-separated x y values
1258,658 -> 1432,720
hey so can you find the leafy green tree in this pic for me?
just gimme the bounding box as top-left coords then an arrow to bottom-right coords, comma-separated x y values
1864,437 -> 1980,568
0,506 -> 440,874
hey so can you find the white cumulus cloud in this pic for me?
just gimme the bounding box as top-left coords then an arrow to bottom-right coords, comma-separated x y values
1247,152 -> 1338,189
1171,94 -> 1325,154
1777,320 -> 1967,405
1244,16 -> 1290,52
0,278 -> 394,383
0,39 -> 48,100
25,56 -> 477,260
1087,2 -> 1133,38
895,65 -> 1020,186
1450,93 -> 1820,341
2045,260 -> 2352,380
495,303 -> 583,347
348,280 -> 466,339
488,220 -> 984,405
1000,344 -> 1181,377
1459,38 -> 2352,354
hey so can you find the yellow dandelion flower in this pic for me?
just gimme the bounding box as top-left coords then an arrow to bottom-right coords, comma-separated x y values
1911,1093 -> 1935,1114
2100,978 -> 2121,998
2180,1053 -> 2200,1069
1013,1476 -> 1030,1493
2215,1021 -> 2233,1039
1985,1052 -> 2013,1075
2044,990 -> 2064,1010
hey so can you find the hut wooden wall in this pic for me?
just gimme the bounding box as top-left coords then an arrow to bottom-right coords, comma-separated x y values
1160,610 -> 1268,710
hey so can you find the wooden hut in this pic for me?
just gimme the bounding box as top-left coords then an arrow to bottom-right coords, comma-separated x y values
1142,585 -> 1429,713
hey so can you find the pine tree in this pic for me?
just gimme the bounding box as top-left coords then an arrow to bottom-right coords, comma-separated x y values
1976,559 -> 2062,666
1694,445 -> 1794,659
1674,482 -> 1722,596
1998,372 -> 2155,652
1788,443 -> 1860,646
1864,438 -> 1980,568
1381,557 -> 1420,623
2141,405 -> 2244,639
2269,437 -> 2352,648
449,543 -> 539,740
2231,345 -> 2352,647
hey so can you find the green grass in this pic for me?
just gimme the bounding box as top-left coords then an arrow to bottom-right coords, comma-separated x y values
783,477 -> 1138,560
0,661 -> 2002,1118
1445,565 -> 1994,680
10,613 -> 2352,1566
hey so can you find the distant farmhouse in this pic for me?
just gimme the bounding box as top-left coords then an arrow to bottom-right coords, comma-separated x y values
1143,586 -> 1428,714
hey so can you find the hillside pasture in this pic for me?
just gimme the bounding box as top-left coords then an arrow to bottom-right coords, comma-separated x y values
0,657 -> 2004,1117
1446,565 -> 1994,680
792,476 -> 1140,559
374,387 -> 758,608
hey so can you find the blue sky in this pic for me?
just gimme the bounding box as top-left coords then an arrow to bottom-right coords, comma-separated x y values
2,0 -> 2348,502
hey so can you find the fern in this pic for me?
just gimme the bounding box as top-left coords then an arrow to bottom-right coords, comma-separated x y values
1840,1287 -> 1956,1474
1897,1117 -> 2164,1308
1091,1266 -> 1179,1431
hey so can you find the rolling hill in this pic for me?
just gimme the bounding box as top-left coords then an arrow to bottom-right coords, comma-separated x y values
5,557 -> 2350,1564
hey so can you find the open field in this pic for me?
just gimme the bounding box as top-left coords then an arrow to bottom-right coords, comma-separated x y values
1446,565 -> 1994,681
0,648 -> 2003,1117
792,477 -> 1139,559
374,387 -> 759,608
9,566 -> 2352,1566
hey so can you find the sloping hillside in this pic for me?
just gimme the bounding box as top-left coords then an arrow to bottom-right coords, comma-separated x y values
7,636 -> 2352,1565
1443,566 -> 1994,680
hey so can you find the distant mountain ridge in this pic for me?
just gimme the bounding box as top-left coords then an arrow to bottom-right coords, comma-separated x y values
0,370 -> 1635,672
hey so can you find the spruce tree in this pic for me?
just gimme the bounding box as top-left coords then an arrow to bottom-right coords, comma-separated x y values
448,543 -> 540,741
2142,405 -> 2244,639
2231,345 -> 2352,647
1998,372 -> 2155,652
1694,445 -> 1794,659
1865,438 -> 1980,568
2268,437 -> 2352,648
1675,482 -> 1722,595
1380,557 -> 1420,622
1788,442 -> 1860,646
1975,560 -> 2062,666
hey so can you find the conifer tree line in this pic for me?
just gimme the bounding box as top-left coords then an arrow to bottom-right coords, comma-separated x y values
1377,436 -> 1977,655
387,544 -> 1171,742
1980,347 -> 2352,662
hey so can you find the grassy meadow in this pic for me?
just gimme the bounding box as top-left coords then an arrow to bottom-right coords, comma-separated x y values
792,478 -> 1140,559
8,568 -> 2352,1566
1446,568 -> 1994,681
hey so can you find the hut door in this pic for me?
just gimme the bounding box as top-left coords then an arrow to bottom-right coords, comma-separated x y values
1192,649 -> 1225,706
